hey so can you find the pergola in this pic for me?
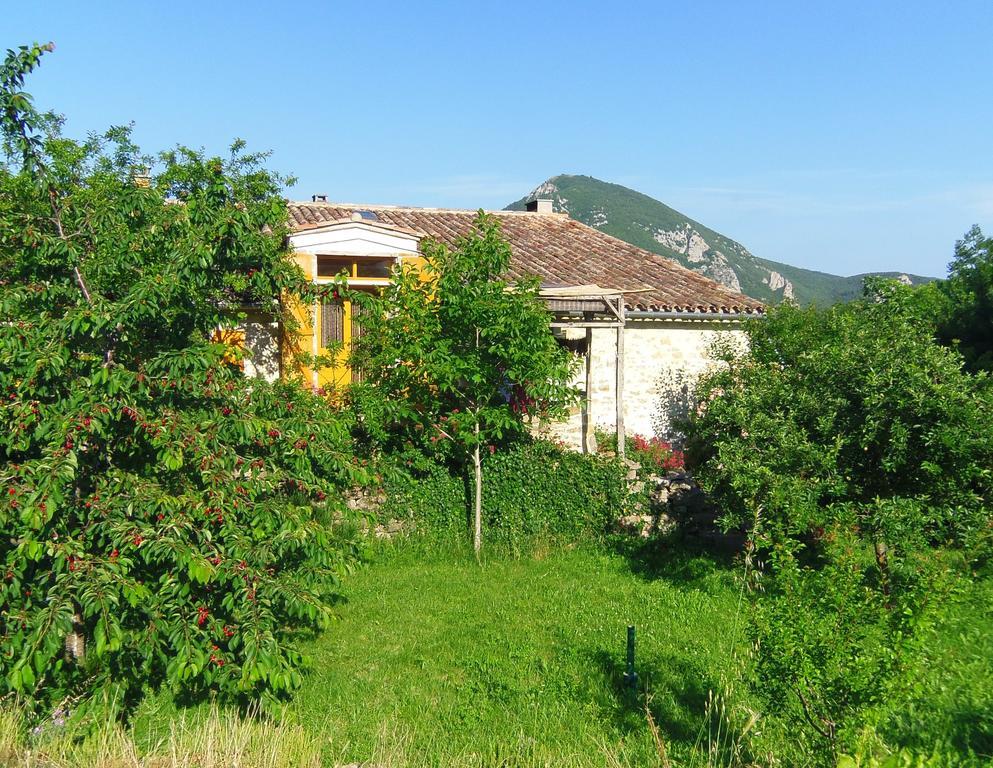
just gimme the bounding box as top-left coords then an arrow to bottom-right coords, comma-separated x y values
538,284 -> 636,460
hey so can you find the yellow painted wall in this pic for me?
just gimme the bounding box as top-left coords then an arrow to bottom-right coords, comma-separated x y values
282,251 -> 425,391
227,248 -> 431,390
213,327 -> 246,369
316,298 -> 355,391
281,251 -> 318,384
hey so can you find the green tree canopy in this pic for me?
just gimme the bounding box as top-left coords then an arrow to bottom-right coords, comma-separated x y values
1,43 -> 362,715
684,287 -> 993,755
934,225 -> 993,372
352,215 -> 579,554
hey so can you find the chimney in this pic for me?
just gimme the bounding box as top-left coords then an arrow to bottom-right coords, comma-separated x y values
526,198 -> 554,214
312,194 -> 328,203
131,165 -> 151,188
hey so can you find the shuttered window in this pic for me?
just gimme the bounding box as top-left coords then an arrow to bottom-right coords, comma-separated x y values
321,301 -> 345,347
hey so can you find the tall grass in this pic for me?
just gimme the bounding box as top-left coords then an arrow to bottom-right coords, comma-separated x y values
0,703 -> 323,768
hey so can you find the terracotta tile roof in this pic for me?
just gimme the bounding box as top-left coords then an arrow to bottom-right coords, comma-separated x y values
287,203 -> 765,315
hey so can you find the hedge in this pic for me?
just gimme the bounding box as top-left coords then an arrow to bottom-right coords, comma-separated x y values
380,440 -> 627,545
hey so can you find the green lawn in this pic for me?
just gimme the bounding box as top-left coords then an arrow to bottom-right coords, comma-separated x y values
128,539 -> 993,766
288,541 -> 746,766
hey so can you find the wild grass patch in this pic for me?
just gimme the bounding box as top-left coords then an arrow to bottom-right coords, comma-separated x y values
0,704 -> 323,768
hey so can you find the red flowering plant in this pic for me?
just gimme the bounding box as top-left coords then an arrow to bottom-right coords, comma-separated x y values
629,434 -> 685,472
0,45 -> 364,716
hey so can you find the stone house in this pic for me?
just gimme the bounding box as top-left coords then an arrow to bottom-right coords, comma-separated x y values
242,198 -> 764,449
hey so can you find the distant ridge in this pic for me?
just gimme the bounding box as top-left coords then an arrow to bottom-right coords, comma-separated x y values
505,174 -> 936,305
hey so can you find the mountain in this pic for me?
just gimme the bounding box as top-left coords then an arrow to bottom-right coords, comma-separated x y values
505,175 -> 936,305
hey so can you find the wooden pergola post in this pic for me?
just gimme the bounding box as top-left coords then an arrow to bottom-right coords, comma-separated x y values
615,296 -> 625,461
538,285 -> 630,459
584,320 -> 594,454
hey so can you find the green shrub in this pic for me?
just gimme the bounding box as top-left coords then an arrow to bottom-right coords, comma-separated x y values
688,286 -> 993,548
380,440 -> 626,546
684,286 -> 993,761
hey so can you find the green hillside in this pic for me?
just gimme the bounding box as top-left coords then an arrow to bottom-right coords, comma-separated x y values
506,175 -> 936,305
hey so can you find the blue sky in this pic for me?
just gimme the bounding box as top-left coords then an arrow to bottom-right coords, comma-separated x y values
7,1 -> 993,277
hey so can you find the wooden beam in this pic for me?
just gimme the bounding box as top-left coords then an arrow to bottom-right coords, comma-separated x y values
584,325 -> 593,454
603,298 -> 624,323
616,297 -> 626,461
550,321 -> 622,329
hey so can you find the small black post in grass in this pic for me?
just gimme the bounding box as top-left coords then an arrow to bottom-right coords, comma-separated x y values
623,625 -> 638,694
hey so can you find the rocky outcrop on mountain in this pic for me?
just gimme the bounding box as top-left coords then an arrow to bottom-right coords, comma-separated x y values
647,224 -> 743,292
763,269 -> 796,300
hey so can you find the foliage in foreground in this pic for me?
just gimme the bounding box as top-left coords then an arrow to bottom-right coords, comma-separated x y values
931,225 -> 993,373
351,215 -> 579,554
685,284 -> 993,761
0,702 -> 323,768
0,44 -> 363,714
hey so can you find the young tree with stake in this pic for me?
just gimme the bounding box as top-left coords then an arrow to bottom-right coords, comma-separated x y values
352,216 -> 579,555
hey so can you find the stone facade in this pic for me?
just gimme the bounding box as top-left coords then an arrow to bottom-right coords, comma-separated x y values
541,319 -> 746,449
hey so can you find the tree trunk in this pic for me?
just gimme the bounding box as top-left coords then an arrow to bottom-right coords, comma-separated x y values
471,327 -> 483,558
473,424 -> 482,558
874,536 -> 891,605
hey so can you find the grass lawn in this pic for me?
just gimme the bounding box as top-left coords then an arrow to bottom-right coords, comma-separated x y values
125,539 -> 993,767
285,540 -> 747,766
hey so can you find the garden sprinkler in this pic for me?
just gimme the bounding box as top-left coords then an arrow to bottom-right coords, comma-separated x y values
623,625 -> 638,692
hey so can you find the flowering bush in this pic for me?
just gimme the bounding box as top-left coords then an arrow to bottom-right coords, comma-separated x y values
596,431 -> 685,472
630,434 -> 685,472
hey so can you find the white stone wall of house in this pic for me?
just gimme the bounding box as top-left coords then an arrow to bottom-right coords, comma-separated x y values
242,311 -> 281,383
535,320 -> 745,452
532,346 -> 590,451
588,320 -> 746,440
